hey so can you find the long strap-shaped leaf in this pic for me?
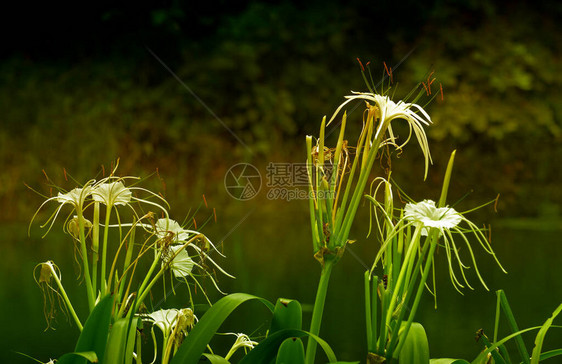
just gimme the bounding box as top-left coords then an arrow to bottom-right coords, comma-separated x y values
530,302 -> 562,364
471,326 -> 545,364
103,317 -> 139,364
170,293 -> 273,364
56,295 -> 115,364
496,290 -> 529,364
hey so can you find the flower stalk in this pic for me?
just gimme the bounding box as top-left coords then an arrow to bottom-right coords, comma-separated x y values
304,258 -> 335,364
76,202 -> 96,312
306,87 -> 433,362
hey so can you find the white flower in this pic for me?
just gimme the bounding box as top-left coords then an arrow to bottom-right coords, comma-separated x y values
143,308 -> 182,335
55,187 -> 92,207
155,218 -> 190,242
224,332 -> 259,360
30,185 -> 94,237
404,199 -> 461,234
328,92 -> 432,177
142,308 -> 194,337
167,245 -> 195,277
91,181 -> 132,206
401,199 -> 505,292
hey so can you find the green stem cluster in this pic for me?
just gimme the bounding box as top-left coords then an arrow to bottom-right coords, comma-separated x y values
363,151 -> 457,361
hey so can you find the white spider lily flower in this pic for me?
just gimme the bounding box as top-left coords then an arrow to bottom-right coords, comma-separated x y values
231,332 -> 258,350
142,308 -> 182,336
91,181 -> 132,206
403,199 -> 505,292
167,245 -> 195,277
404,199 -> 461,235
155,218 -> 190,242
55,187 -> 93,207
142,308 -> 194,336
328,92 -> 432,178
224,332 -> 259,360
30,185 -> 94,237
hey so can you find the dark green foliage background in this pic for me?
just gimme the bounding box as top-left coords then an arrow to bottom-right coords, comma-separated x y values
2,1 -> 562,363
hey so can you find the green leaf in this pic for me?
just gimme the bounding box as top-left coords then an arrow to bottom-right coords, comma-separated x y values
270,298 -> 302,334
240,329 -> 337,364
531,302 -> 562,364
471,326 -> 542,364
399,322 -> 429,364
496,290 -> 529,364
430,360 -> 470,364
103,317 -> 139,364
56,351 -> 98,364
438,150 -> 456,208
59,295 -> 114,364
170,293 -> 273,364
201,353 -> 231,363
538,348 -> 562,361
276,337 -> 305,364
476,331 -> 506,364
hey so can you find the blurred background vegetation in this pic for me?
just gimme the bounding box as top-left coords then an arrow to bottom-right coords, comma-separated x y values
2,0 -> 562,363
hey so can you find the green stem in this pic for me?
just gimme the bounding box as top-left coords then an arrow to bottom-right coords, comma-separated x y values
162,332 -> 171,364
100,205 -> 112,295
377,285 -> 389,356
305,258 -> 334,364
392,237 -> 438,359
306,136 -> 321,252
385,238 -> 431,357
48,262 -> 83,331
132,253 -> 163,315
365,271 -> 373,351
371,275 -> 378,352
384,226 -> 422,331
91,202 -> 100,298
76,208 -> 95,311
336,137 -> 381,245
117,227 -> 135,303
497,290 -> 530,364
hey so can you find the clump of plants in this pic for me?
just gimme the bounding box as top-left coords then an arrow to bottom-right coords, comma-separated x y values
26,66 -> 562,364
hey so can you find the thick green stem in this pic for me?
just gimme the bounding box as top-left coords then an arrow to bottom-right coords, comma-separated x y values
117,227 -> 135,301
377,286 -> 389,356
91,202 -> 100,297
76,208 -> 95,311
100,205 -> 112,295
370,276 -> 378,352
305,258 -> 334,364
392,237 -> 438,359
385,238 -> 431,357
132,253 -> 163,315
365,271 -> 373,351
384,226 -> 422,331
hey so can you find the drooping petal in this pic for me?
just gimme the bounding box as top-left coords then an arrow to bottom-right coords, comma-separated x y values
168,245 -> 195,277
55,187 -> 93,207
91,181 -> 132,206
155,218 -> 190,242
143,308 -> 181,335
